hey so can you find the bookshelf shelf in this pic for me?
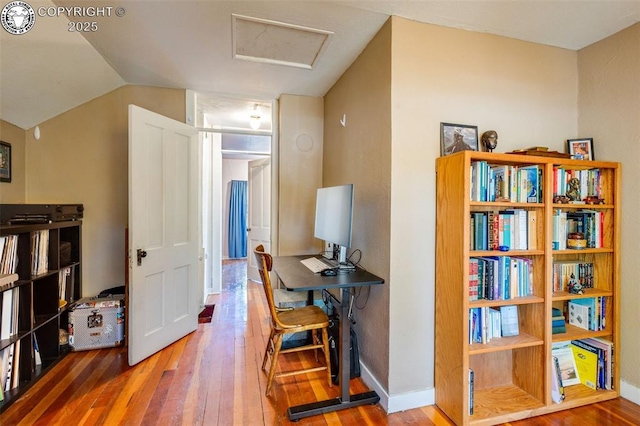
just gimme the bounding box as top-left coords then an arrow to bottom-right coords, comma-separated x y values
470,295 -> 544,308
470,385 -> 544,425
551,323 -> 612,342
470,249 -> 545,257
436,151 -> 620,425
552,289 -> 613,301
469,333 -> 543,354
0,219 -> 82,412
552,203 -> 614,210
470,201 -> 544,208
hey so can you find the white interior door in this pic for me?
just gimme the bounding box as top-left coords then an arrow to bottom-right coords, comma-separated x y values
128,105 -> 201,366
247,157 -> 271,281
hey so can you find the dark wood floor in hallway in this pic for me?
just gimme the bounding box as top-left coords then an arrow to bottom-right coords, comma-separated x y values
2,258 -> 639,425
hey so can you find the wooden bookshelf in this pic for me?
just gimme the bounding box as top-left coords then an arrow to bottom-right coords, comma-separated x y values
0,220 -> 82,412
435,151 -> 620,425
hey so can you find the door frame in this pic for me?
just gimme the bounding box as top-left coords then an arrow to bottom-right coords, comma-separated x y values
189,92 -> 279,294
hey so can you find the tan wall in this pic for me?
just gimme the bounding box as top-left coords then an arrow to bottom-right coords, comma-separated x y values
0,120 -> 26,203
278,94 -> 324,256
578,23 -> 640,389
324,20 -> 392,388
389,17 -> 578,396
24,85 -> 185,297
325,16 -> 579,399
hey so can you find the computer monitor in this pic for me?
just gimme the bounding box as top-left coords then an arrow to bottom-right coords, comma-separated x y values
314,184 -> 354,264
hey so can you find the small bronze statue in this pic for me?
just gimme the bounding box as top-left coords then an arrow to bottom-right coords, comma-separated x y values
566,178 -> 581,202
481,130 -> 498,152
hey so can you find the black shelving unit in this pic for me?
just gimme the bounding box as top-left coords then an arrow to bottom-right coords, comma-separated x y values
0,220 -> 82,412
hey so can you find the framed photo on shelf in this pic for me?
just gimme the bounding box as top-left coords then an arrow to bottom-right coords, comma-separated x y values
0,141 -> 11,182
441,123 -> 478,156
567,138 -> 594,160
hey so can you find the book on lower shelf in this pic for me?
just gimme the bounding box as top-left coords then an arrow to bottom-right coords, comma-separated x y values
1,287 -> 20,340
468,368 -> 474,415
574,337 -> 614,390
500,305 -> 519,337
552,307 -> 567,334
568,297 -> 606,331
551,355 -> 565,403
552,342 -> 581,387
571,340 -> 599,390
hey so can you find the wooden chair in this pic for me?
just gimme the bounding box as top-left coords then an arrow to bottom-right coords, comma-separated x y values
253,245 -> 332,396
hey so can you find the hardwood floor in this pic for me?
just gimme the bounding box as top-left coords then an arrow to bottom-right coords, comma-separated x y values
2,259 -> 639,425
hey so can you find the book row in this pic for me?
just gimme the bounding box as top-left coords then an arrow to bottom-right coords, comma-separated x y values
553,261 -> 594,292
470,162 -> 542,203
1,288 -> 20,341
553,167 -> 603,200
0,335 -> 42,402
0,235 -> 18,276
468,305 -> 519,344
470,209 -> 537,251
469,164 -> 604,203
552,209 -> 603,250
31,230 -> 49,276
469,256 -> 534,301
568,297 -> 607,331
551,337 -> 613,404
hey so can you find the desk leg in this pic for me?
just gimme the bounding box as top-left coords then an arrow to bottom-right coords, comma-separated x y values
287,287 -> 380,421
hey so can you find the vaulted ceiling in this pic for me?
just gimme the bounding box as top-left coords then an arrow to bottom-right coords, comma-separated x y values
1,0 -> 638,130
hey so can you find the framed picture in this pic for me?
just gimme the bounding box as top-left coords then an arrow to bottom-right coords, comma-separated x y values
441,123 -> 478,156
567,138 -> 594,160
0,141 -> 11,183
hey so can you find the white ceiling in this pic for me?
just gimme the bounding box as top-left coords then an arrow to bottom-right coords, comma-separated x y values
1,0 -> 638,130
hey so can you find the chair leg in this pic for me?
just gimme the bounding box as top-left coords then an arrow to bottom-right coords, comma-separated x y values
313,329 -> 320,362
262,328 -> 275,371
321,327 -> 332,388
265,333 -> 283,396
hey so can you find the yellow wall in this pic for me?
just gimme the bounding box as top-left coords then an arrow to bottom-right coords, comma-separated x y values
578,22 -> 640,390
24,85 -> 185,297
0,120 -> 26,203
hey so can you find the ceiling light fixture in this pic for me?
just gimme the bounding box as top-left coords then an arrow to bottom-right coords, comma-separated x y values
249,104 -> 261,130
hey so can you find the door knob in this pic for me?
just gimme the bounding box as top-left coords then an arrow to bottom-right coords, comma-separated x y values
137,249 -> 147,266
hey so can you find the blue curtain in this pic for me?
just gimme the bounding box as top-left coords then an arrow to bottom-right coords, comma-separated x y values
228,180 -> 248,258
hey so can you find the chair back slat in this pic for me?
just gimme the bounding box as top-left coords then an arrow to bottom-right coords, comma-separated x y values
253,245 -> 282,328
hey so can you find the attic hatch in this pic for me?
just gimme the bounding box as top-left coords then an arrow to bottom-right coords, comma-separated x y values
232,14 -> 332,69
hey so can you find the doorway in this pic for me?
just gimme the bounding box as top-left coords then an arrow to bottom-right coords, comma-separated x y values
192,92 -> 275,298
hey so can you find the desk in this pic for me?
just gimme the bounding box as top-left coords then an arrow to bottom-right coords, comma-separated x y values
272,255 -> 384,421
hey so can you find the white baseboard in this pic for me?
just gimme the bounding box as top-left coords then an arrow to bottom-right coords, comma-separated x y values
359,360 -> 435,414
621,380 -> 640,405
361,363 -> 640,413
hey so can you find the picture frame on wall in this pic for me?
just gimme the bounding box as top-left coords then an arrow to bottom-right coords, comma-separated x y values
440,123 -> 479,156
0,141 -> 11,183
567,138 -> 594,160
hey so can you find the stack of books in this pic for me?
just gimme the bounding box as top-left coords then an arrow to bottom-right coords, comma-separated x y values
552,307 -> 566,334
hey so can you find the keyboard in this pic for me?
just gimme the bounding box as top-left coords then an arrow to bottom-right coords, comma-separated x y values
300,257 -> 332,273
